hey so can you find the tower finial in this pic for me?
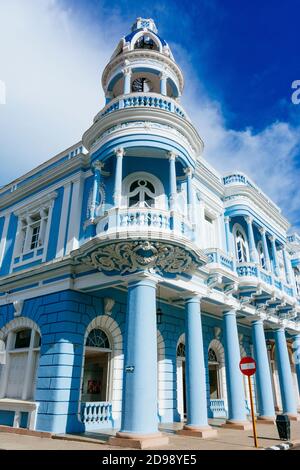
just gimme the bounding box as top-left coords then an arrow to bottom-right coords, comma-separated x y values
131,18 -> 158,34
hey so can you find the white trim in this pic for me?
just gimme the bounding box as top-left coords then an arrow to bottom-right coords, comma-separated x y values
0,318 -> 41,405
130,30 -> 162,53
65,175 -> 84,254
79,315 -> 123,424
56,183 -> 72,258
208,339 -> 228,410
0,215 -> 10,267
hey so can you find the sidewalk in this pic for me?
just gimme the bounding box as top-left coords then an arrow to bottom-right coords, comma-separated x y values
1,420 -> 300,450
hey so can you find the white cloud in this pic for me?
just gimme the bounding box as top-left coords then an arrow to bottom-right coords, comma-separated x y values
0,0 -> 114,183
0,1 -> 299,230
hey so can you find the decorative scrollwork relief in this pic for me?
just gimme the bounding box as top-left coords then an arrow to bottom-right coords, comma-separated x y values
75,240 -> 200,276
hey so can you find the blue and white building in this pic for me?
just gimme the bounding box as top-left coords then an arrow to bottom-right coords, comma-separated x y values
0,18 -> 300,446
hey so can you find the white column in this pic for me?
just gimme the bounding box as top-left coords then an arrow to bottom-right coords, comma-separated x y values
56,183 -> 72,258
113,148 -> 125,208
245,216 -> 258,263
65,175 -> 85,254
269,235 -> 280,276
0,331 -> 14,398
123,68 -> 132,94
13,218 -> 26,257
160,72 -> 167,96
0,215 -> 10,265
185,167 -> 195,224
22,330 -> 36,400
259,227 -> 271,271
168,151 -> 177,211
38,209 -> 48,247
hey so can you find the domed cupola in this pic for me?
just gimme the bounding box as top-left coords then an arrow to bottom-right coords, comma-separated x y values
100,17 -> 183,103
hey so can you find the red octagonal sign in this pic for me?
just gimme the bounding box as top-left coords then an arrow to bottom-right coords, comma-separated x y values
239,356 -> 256,376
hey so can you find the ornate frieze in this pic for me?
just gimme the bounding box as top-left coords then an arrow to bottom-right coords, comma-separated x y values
90,120 -> 194,153
74,239 -> 204,276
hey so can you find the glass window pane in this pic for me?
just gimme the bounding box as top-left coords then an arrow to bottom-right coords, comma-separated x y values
14,329 -> 31,349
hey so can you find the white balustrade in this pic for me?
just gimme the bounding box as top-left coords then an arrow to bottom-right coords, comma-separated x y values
81,401 -> 112,428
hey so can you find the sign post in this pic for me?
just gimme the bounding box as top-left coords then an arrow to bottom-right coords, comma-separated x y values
239,356 -> 258,448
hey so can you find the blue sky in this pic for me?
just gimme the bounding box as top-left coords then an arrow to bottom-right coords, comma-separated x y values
0,0 -> 300,229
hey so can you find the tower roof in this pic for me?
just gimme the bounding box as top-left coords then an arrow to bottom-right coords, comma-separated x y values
124,18 -> 167,46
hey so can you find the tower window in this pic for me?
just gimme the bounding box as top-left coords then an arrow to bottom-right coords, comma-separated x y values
30,224 -> 41,250
134,35 -> 158,51
132,77 -> 152,93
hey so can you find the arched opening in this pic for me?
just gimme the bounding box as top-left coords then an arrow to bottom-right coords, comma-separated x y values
207,339 -> 228,418
122,171 -> 166,210
133,34 -> 159,51
0,323 -> 41,401
234,224 -> 249,263
208,348 -> 221,399
81,329 -> 112,403
257,241 -> 266,269
176,337 -> 186,421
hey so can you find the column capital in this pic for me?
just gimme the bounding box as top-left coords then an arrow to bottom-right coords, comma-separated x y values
167,151 -> 177,161
93,160 -> 104,171
114,147 -> 125,158
245,215 -> 253,224
122,67 -> 132,76
259,226 -> 266,235
224,216 -> 231,223
184,167 -> 193,177
268,234 -> 276,243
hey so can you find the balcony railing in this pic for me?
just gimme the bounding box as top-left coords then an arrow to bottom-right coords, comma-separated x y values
96,207 -> 195,241
81,401 -> 113,429
205,248 -> 234,271
236,262 -> 295,296
209,399 -> 227,418
94,93 -> 187,122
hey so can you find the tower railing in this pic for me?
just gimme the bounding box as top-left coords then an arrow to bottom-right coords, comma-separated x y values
94,92 -> 187,122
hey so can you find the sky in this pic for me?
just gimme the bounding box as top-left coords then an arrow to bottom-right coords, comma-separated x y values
0,0 -> 300,229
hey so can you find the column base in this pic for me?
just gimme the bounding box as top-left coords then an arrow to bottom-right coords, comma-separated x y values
257,416 -> 276,425
177,425 -> 218,439
221,420 -> 252,430
109,432 -> 169,450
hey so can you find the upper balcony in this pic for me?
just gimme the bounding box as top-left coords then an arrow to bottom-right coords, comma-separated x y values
92,206 -> 195,242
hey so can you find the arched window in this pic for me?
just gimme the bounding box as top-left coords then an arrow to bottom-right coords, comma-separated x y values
257,241 -> 266,269
0,327 -> 41,400
234,226 -> 249,263
208,347 -> 220,399
134,35 -> 159,51
128,178 -> 156,208
86,329 -> 110,349
82,328 -> 112,403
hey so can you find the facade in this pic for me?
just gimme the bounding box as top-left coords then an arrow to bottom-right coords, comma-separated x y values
0,18 -> 300,445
